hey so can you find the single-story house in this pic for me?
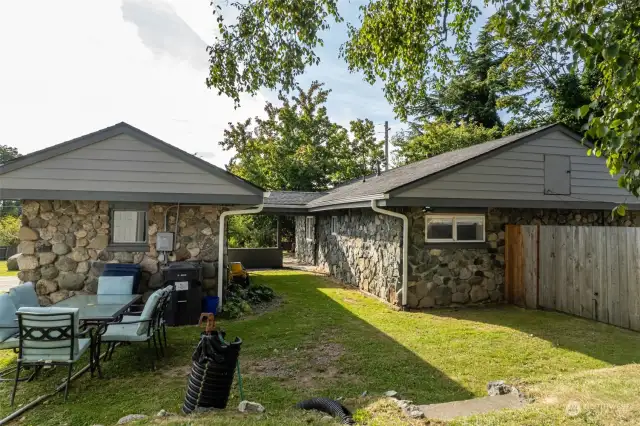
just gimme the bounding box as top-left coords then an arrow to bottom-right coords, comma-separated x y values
265,123 -> 640,308
2,122 -> 264,305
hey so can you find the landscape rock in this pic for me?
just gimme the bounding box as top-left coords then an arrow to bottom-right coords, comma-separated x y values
36,279 -> 58,295
39,264 -> 59,280
55,256 -> 78,272
70,247 -> 90,262
52,243 -> 70,255
409,409 -> 425,419
17,255 -> 38,271
38,252 -> 57,266
57,272 -> 85,291
18,241 -> 36,255
49,290 -> 70,304
18,269 -> 41,283
384,390 -> 399,398
238,400 -> 265,413
87,235 -> 109,250
7,253 -> 20,271
18,226 -> 39,241
138,255 -> 158,274
487,380 -> 514,396
117,414 -> 148,425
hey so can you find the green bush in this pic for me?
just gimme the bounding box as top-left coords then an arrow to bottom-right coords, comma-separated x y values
0,215 -> 20,246
222,283 -> 276,319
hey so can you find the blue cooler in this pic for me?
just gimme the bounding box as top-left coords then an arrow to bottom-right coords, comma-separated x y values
203,296 -> 219,315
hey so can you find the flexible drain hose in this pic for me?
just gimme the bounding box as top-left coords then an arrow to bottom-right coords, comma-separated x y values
296,398 -> 355,425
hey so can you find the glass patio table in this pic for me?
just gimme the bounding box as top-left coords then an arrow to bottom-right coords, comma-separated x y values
53,294 -> 141,376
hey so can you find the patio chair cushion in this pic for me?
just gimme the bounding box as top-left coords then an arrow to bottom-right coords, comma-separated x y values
0,293 -> 18,342
0,336 -> 18,350
97,275 -> 135,295
101,323 -> 151,343
8,282 -> 39,309
16,307 -> 84,363
20,338 -> 90,363
137,289 -> 164,336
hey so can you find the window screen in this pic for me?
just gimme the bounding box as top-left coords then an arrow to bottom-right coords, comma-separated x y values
425,215 -> 485,243
112,211 -> 147,243
305,216 -> 314,241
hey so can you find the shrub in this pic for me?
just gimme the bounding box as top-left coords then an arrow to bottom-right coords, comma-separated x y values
222,283 -> 276,319
0,215 -> 20,246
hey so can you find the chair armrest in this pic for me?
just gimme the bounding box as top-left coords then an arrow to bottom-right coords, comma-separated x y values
77,328 -> 93,337
108,319 -> 151,325
0,324 -> 18,329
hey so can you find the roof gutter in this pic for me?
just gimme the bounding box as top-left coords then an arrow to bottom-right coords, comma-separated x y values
371,200 -> 408,308
218,203 -> 265,311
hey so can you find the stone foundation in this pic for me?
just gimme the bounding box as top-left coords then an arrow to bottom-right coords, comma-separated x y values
18,200 -> 225,305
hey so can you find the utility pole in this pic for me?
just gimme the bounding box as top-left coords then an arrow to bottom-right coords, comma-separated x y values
384,120 -> 389,171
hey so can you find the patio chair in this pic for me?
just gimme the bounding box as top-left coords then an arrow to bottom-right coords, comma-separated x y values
0,293 -> 19,381
10,307 -> 96,405
8,282 -> 39,309
96,275 -> 135,295
117,287 -> 172,357
99,288 -> 165,369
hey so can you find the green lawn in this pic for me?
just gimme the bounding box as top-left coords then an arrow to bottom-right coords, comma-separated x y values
0,260 -> 17,277
2,270 -> 640,425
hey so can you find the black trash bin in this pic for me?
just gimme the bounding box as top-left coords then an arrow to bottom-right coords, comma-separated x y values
182,330 -> 242,413
163,262 -> 203,326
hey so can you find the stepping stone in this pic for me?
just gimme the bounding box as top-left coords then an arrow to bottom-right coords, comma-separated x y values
418,393 -> 525,421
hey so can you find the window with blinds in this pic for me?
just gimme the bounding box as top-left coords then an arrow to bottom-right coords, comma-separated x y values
112,210 -> 147,243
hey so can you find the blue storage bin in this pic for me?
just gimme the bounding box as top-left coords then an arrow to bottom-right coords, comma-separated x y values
203,296 -> 219,315
102,264 -> 142,294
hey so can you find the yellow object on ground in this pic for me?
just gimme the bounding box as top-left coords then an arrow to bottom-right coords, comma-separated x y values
228,262 -> 249,285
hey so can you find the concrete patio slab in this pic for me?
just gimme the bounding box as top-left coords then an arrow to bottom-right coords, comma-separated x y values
0,276 -> 19,293
419,393 -> 525,421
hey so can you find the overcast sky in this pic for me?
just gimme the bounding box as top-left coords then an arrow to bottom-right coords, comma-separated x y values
0,1 -> 491,168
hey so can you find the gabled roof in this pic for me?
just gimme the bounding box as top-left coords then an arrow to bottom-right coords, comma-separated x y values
0,122 -> 264,195
307,123 -> 577,208
265,191 -> 327,206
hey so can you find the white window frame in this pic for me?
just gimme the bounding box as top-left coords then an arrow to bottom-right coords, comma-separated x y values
425,214 -> 485,243
305,216 -> 315,241
110,209 -> 149,245
331,216 -> 338,236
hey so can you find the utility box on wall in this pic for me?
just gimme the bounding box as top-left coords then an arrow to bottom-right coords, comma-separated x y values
156,232 -> 174,251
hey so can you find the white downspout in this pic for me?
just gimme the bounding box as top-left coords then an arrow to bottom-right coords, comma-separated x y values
371,200 -> 409,308
218,203 -> 265,311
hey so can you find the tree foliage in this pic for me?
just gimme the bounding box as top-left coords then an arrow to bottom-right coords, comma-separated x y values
0,215 -> 20,246
221,82 -> 383,247
207,0 -> 640,200
394,120 -> 501,165
221,81 -> 383,191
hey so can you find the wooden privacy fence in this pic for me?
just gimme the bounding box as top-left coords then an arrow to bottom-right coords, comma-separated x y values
505,224 -> 640,331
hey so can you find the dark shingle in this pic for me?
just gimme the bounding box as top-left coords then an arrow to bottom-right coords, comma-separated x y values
265,191 -> 328,206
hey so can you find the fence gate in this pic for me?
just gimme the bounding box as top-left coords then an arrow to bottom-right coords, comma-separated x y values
505,225 -> 640,331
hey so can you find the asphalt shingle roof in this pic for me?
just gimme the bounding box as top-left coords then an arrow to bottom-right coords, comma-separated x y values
264,191 -> 327,206
307,123 -> 564,207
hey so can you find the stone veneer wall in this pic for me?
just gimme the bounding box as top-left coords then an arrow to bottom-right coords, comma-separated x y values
295,216 -> 315,264
295,211 -> 403,303
406,207 -> 640,308
17,200 -> 225,305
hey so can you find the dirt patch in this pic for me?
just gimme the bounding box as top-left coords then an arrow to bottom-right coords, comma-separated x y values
161,365 -> 192,378
244,333 -> 353,390
241,296 -> 284,320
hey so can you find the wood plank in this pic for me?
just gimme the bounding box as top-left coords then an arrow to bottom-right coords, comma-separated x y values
629,229 -> 640,331
607,227 -> 621,326
555,226 -> 568,313
619,227 -> 631,329
592,227 -> 607,323
523,225 -> 538,309
538,227 -> 550,308
566,226 -> 578,316
504,225 -> 512,304
579,226 -> 593,319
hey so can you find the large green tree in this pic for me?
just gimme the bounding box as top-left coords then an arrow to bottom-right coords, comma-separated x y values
206,0 -> 640,200
0,145 -> 20,217
221,82 -> 383,247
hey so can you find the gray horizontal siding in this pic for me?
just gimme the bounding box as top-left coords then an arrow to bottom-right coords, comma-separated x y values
396,130 -> 635,206
0,134 -> 255,196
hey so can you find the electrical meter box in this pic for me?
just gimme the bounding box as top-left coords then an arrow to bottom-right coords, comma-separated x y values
156,232 -> 174,251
